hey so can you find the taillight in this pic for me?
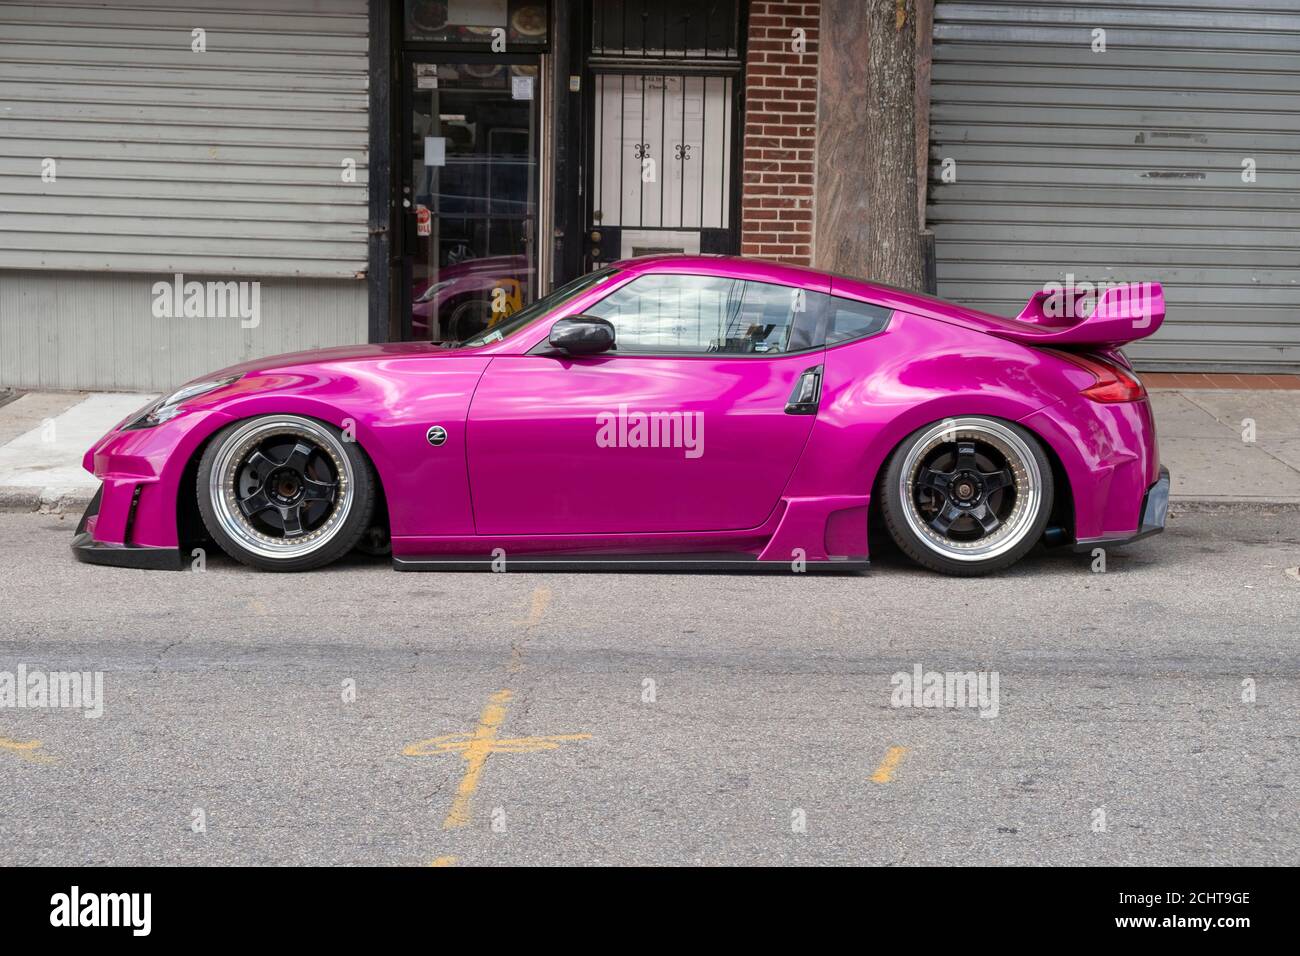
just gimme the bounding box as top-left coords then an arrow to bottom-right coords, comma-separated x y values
1052,350 -> 1147,403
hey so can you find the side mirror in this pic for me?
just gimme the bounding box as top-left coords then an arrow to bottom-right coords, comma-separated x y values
548,315 -> 615,356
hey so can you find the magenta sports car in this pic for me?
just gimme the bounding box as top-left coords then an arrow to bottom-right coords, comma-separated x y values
74,255 -> 1169,576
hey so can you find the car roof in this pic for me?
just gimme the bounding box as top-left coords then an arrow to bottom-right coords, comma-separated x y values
610,254 -> 1016,333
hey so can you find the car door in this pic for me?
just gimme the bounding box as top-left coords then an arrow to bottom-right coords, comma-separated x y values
465,272 -> 828,536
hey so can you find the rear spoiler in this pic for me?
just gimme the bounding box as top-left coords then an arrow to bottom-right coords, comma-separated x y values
990,282 -> 1165,349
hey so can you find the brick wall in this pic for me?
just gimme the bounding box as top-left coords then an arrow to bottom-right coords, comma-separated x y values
739,1 -> 821,265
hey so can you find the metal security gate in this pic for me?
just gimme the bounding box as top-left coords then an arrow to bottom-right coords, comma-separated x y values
927,0 -> 1300,372
582,0 -> 744,270
0,0 -> 369,390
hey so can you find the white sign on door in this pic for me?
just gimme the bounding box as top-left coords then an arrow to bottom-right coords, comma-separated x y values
424,136 -> 446,167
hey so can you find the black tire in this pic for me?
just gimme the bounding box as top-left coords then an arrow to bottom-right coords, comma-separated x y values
880,416 -> 1054,576
196,415 -> 375,572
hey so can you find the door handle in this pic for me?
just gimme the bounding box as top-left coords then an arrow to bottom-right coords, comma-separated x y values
785,365 -> 822,415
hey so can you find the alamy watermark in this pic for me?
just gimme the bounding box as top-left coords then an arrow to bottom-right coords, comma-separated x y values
595,404 -> 704,459
0,665 -> 104,718
151,273 -> 260,329
1041,275 -> 1157,328
50,886 -> 150,936
890,664 -> 999,718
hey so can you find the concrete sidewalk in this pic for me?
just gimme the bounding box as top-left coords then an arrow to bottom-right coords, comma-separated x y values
1149,389 -> 1300,507
0,390 -> 156,513
0,387 -> 1297,515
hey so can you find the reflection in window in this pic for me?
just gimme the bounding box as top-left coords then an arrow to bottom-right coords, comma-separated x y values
406,0 -> 549,45
588,274 -> 812,354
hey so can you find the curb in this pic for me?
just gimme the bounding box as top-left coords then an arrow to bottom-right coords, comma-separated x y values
0,486 -> 96,515
1169,497 -> 1300,514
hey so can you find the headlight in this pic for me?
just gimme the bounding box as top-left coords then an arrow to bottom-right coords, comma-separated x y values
123,375 -> 242,429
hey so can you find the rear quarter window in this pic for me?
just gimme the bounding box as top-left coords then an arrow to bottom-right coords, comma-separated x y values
826,299 -> 892,345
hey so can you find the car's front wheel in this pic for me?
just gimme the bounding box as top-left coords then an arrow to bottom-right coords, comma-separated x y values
196,415 -> 375,572
880,416 -> 1053,576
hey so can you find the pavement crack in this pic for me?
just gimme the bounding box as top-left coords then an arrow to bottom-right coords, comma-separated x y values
152,637 -> 185,672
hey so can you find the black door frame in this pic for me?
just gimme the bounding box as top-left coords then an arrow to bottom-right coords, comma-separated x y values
367,0 -> 395,343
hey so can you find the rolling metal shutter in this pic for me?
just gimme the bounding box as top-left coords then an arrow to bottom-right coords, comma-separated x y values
0,0 -> 369,277
928,0 -> 1300,371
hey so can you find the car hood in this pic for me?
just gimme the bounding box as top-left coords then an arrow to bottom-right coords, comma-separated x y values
207,341 -> 459,379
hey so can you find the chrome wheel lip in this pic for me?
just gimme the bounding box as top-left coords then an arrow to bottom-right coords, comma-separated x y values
209,416 -> 353,561
899,418 -> 1041,562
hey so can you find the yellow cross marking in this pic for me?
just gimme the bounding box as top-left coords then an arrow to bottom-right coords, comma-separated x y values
0,736 -> 55,765
870,746 -> 907,783
404,690 -> 591,829
429,856 -> 457,867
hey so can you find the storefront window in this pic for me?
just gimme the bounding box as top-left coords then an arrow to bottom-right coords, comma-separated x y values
406,0 -> 549,46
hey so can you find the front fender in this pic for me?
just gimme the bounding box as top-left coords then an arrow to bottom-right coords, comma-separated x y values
84,408 -> 237,548
83,354 -> 494,549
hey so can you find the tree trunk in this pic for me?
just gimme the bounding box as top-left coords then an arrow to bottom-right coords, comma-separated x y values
865,0 -> 924,289
814,0 -> 924,291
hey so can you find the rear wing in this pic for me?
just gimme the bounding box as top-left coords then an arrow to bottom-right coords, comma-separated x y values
991,282 -> 1165,349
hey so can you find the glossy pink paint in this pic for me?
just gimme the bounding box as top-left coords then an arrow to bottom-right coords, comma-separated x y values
79,255 -> 1164,566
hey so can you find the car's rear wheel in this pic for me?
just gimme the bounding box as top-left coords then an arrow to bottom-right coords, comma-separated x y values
196,415 -> 374,572
880,417 -> 1053,576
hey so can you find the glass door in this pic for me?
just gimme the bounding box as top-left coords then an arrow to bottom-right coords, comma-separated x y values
402,54 -> 541,342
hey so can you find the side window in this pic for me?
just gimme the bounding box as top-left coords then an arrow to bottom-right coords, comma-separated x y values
825,297 -> 892,345
586,273 -> 826,355
733,280 -> 826,353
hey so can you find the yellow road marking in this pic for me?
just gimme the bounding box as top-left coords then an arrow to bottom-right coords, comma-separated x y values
514,586 -> 551,627
0,736 -> 55,765
509,586 -> 551,674
404,689 -> 591,829
870,746 -> 907,783
429,856 -> 457,867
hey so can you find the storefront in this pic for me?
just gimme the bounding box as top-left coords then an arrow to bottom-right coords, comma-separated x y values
0,0 -> 776,390
2,0 -> 1296,392
388,0 -> 748,344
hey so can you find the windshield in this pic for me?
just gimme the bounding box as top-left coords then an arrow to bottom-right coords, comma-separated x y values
457,268 -> 619,348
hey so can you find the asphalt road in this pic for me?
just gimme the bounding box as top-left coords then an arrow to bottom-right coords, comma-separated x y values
1,508 -> 1296,866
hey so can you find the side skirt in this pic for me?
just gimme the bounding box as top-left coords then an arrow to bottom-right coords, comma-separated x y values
392,553 -> 869,573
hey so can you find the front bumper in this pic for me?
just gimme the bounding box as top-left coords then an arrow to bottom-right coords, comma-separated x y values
71,485 -> 186,570
1073,465 -> 1170,551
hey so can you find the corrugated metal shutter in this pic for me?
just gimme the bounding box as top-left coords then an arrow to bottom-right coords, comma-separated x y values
0,0 -> 369,278
927,0 -> 1300,371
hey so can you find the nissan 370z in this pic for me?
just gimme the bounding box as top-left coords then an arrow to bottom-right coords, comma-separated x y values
74,255 -> 1170,576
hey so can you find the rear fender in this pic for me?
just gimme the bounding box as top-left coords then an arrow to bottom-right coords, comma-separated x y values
779,313 -> 1071,556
